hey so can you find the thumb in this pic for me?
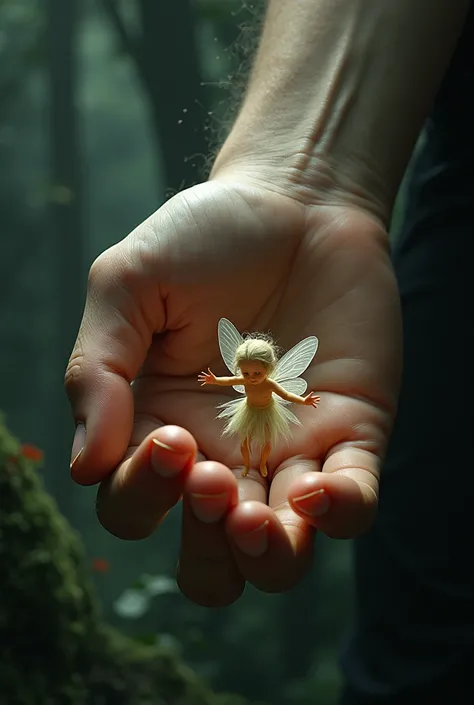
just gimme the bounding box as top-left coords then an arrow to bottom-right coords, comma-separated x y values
288,447 -> 380,538
65,243 -> 164,485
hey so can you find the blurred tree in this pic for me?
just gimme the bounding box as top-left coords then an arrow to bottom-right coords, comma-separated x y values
0,0 -> 47,450
101,0 -> 210,196
0,0 -> 42,292
0,0 -> 41,120
46,0 -> 85,514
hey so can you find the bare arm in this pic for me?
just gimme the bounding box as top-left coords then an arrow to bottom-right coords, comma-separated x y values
198,369 -> 244,386
213,376 -> 244,386
269,379 -> 311,405
212,0 -> 469,223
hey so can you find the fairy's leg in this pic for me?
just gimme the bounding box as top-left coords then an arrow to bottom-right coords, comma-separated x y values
240,438 -> 251,477
259,442 -> 271,478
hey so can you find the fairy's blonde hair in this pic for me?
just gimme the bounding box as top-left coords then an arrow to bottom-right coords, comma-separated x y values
233,335 -> 278,374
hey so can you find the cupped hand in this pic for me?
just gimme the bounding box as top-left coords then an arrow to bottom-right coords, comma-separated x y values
65,177 -> 401,607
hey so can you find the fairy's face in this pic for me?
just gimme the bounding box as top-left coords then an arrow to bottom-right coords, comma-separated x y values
239,360 -> 268,385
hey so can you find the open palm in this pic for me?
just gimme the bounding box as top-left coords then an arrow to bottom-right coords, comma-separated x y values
66,179 -> 401,606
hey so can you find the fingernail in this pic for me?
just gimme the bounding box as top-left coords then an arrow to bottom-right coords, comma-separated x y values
293,488 -> 330,517
189,492 -> 229,524
234,520 -> 269,557
70,423 -> 86,469
151,438 -> 190,477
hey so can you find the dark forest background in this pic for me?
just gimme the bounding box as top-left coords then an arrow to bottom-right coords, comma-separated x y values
1,1 -> 410,703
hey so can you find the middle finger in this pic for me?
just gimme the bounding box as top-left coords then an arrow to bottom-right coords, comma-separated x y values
225,458 -> 320,593
177,461 -> 267,607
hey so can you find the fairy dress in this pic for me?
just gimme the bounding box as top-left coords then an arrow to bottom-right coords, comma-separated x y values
215,319 -> 319,449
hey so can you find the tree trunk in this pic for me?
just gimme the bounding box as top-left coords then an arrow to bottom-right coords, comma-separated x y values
46,0 -> 85,513
136,0 -> 210,196
103,0 -> 210,198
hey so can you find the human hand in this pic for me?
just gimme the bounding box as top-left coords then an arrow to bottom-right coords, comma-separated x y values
65,176 -> 401,607
198,368 -> 217,386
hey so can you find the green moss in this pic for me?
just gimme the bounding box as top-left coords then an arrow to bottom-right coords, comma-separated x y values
0,417 -> 248,705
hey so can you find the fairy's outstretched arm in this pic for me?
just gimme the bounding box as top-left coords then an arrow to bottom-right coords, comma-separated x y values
269,379 -> 320,406
212,376 -> 245,386
198,368 -> 244,387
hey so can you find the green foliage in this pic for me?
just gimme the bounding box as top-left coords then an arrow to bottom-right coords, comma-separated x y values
0,417 -> 248,705
109,541 -> 350,705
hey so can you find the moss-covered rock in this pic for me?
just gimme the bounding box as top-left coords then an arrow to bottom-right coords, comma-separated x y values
0,417 -> 247,705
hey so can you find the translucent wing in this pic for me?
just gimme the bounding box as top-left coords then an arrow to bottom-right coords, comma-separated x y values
218,318 -> 243,374
272,378 -> 308,404
217,318 -> 246,394
272,336 -> 319,382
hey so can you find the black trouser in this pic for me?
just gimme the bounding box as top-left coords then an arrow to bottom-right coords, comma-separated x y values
339,8 -> 474,704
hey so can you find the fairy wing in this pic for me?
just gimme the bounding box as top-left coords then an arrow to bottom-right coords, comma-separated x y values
272,336 -> 319,382
276,377 -> 308,395
217,318 -> 246,394
233,384 -> 246,393
218,318 -> 242,374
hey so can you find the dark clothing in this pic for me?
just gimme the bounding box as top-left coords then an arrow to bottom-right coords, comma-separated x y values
340,6 -> 474,704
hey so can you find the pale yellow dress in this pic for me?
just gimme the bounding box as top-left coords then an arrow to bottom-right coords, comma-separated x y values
217,395 -> 300,448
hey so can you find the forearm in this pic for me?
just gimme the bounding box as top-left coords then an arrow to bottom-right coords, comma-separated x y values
212,0 -> 469,222
273,386 -> 304,404
214,376 -> 242,386
283,392 -> 305,404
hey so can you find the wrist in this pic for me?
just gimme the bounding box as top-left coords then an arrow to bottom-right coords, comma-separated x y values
210,0 -> 469,227
211,130 -> 390,226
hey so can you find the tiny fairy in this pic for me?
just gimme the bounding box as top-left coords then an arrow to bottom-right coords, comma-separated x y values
198,318 -> 320,478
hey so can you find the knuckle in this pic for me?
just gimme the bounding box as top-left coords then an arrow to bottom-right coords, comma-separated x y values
88,246 -> 140,301
87,249 -> 116,294
86,246 -> 148,329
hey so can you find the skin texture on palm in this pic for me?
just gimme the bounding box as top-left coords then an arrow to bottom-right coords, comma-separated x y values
66,179 -> 401,607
